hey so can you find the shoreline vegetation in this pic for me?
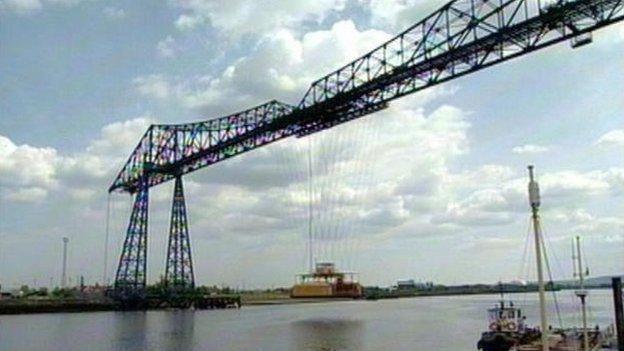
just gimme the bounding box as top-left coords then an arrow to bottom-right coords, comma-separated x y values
0,282 -> 615,315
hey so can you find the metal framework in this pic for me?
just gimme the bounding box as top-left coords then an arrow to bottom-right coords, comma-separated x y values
114,178 -> 149,297
164,176 -> 195,292
110,0 -> 623,298
109,100 -> 296,193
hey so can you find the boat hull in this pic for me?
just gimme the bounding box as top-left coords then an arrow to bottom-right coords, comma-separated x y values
478,330 -> 542,351
477,332 -> 519,351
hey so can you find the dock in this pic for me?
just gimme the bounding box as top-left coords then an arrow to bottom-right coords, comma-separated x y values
193,295 -> 241,309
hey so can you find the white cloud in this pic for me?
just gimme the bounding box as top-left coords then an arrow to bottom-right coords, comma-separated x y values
0,0 -> 93,14
525,168 -> 624,203
551,208 -> 595,224
133,74 -> 171,100
136,20 -> 393,114
103,6 -> 125,20
602,22 -> 624,43
540,170 -> 612,198
175,14 -> 204,31
86,117 -> 154,158
60,117 -> 154,188
156,36 -> 176,58
0,117 -> 152,203
512,144 -> 549,154
604,234 -> 624,243
0,135 -> 60,201
432,165 -> 624,229
366,0 -> 443,30
45,0 -> 93,5
564,212 -> 624,240
0,0 -> 42,14
434,201 -> 515,226
5,187 -> 48,203
448,165 -> 515,191
171,0 -> 347,38
595,129 -> 624,147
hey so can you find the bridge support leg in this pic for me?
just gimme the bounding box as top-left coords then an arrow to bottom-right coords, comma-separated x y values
164,176 -> 195,294
114,178 -> 149,300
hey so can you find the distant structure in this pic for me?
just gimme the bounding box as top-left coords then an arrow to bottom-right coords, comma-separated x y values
396,279 -> 433,291
61,237 -> 69,288
396,280 -> 417,290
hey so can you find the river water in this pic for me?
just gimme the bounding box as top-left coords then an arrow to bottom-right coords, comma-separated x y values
0,289 -> 616,351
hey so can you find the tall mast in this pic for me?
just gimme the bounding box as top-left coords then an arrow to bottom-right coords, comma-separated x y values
61,237 -> 69,289
528,165 -> 549,351
307,136 -> 314,272
575,235 -> 589,351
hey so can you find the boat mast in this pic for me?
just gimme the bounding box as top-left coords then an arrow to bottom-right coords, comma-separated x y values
575,235 -> 589,351
528,165 -> 549,351
308,136 -> 314,272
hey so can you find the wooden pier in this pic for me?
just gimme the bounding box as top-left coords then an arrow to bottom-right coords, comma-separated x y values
193,295 -> 241,309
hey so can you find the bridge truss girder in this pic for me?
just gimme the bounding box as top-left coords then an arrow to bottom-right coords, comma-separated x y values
110,0 -> 623,195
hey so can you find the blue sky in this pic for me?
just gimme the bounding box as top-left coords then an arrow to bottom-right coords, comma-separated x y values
0,0 -> 623,289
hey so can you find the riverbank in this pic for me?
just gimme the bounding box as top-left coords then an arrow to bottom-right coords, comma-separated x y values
1,286 -> 611,314
243,297 -> 354,306
0,295 -> 242,314
0,299 -> 119,314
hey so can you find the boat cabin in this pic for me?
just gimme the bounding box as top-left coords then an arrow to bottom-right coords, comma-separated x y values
291,262 -> 362,298
487,300 -> 525,333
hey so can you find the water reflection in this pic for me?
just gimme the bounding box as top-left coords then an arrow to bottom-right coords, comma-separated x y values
0,291 -> 616,351
160,310 -> 196,351
112,311 -> 148,350
290,318 -> 364,351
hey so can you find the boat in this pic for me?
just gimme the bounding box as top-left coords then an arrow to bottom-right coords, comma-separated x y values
477,291 -> 541,351
516,235 -> 617,351
291,262 -> 362,298
478,166 -> 617,351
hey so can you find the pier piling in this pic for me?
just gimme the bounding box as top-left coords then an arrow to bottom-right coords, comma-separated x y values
613,277 -> 624,351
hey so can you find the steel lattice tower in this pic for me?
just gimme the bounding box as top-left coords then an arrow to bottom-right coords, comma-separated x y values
114,178 -> 149,297
164,176 -> 195,292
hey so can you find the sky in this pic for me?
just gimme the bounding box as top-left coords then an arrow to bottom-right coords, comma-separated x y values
0,0 -> 623,290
